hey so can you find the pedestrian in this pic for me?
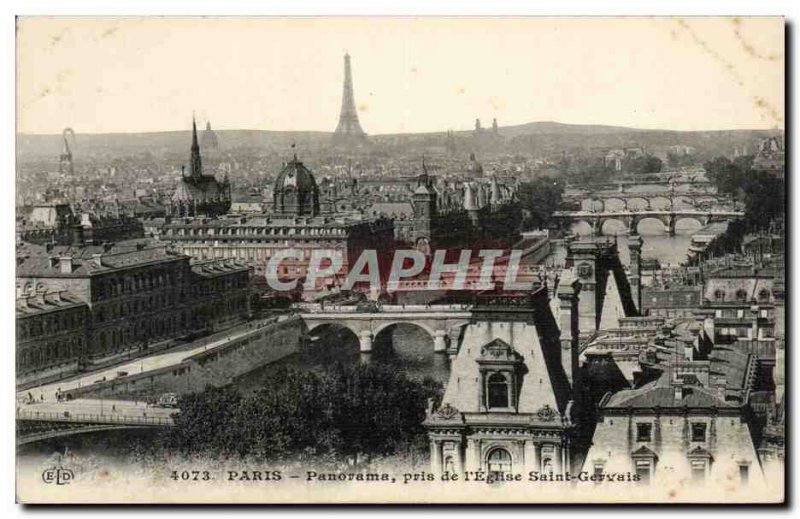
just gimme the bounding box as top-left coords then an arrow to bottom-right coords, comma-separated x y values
112,404 -> 116,412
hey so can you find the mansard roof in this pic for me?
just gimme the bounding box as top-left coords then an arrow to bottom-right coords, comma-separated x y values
439,294 -> 572,415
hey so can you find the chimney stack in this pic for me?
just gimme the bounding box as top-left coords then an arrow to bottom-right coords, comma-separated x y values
628,234 -> 643,313
557,275 -> 582,389
60,256 -> 73,274
673,379 -> 685,403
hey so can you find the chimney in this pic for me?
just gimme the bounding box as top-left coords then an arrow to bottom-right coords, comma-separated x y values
712,379 -> 727,401
628,234 -> 643,312
60,256 -> 73,274
557,276 -> 582,388
673,379 -> 684,403
684,342 -> 694,361
92,253 -> 103,267
751,305 -> 760,341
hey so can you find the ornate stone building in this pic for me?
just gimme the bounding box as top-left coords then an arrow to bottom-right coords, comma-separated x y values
424,282 -> 584,478
170,118 -> 231,217
273,156 -> 321,216
161,155 -> 394,297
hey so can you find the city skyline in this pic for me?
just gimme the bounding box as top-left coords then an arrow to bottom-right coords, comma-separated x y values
17,17 -> 784,135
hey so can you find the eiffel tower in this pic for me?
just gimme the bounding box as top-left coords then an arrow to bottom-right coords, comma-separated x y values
332,53 -> 368,147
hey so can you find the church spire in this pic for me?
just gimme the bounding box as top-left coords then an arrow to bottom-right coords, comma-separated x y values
190,115 -> 202,178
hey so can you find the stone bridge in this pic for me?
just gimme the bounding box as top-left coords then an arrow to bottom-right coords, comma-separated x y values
563,190 -> 731,213
16,408 -> 174,446
553,209 -> 744,236
297,303 -> 473,353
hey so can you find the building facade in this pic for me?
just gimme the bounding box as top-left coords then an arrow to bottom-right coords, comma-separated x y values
424,283 -> 583,478
16,291 -> 89,384
161,155 -> 395,298
16,239 -> 251,377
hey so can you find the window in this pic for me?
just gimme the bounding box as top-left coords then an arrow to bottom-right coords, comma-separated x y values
758,289 -> 770,302
487,373 -> 510,409
487,448 -> 512,480
635,460 -> 652,485
691,423 -> 707,442
714,290 -> 725,302
735,289 -> 748,302
690,460 -> 706,481
636,423 -> 652,442
739,464 -> 749,485
443,456 -> 455,475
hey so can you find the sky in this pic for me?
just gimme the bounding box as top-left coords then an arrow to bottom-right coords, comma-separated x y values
16,17 -> 785,135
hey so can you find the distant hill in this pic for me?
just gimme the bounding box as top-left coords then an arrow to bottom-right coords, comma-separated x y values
16,121 -> 783,161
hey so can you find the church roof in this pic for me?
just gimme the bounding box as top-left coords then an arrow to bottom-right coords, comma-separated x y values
173,175 -> 226,202
274,157 -> 318,193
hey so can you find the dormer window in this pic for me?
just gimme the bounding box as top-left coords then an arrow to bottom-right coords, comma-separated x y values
476,338 -> 525,412
488,373 -> 510,408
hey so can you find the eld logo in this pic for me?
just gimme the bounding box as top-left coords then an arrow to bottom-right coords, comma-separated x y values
42,467 -> 74,485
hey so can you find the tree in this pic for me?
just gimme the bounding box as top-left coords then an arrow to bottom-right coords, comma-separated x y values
704,156 -> 784,232
697,155 -> 785,260
168,363 -> 440,462
628,155 -> 663,175
517,178 -> 564,229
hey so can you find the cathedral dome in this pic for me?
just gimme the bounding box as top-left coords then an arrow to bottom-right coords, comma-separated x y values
273,156 -> 320,216
201,121 -> 219,150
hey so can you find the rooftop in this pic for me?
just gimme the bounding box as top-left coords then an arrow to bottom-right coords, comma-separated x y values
17,240 -> 186,278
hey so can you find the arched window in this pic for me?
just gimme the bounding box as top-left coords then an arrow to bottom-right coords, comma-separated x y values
443,456 -> 455,475
758,289 -> 770,302
487,448 -> 512,479
488,372 -> 510,409
735,289 -> 748,302
714,290 -> 725,302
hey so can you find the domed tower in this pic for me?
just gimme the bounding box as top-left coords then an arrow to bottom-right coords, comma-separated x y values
201,121 -> 219,150
273,155 -> 320,217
